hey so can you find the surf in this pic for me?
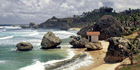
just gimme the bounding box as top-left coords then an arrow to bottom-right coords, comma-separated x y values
0,35 -> 14,40
18,49 -> 93,70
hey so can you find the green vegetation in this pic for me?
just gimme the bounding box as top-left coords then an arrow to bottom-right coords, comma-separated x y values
118,54 -> 140,70
116,31 -> 140,70
40,6 -> 140,33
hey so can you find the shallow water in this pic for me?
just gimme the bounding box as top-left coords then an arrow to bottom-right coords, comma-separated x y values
0,26 -> 78,70
0,26 -> 93,70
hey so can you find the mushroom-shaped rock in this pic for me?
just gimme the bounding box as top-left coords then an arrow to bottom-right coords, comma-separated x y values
104,37 -> 131,63
41,31 -> 62,49
85,42 -> 102,50
16,42 -> 33,51
69,36 -> 88,48
93,15 -> 123,40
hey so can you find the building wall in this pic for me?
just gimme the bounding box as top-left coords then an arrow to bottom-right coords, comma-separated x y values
88,35 -> 98,42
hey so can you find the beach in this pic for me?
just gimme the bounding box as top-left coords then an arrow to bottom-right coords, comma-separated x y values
0,25 -> 121,70
72,41 -> 121,70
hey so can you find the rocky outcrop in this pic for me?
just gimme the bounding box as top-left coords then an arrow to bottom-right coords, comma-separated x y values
104,37 -> 131,63
20,24 -> 28,28
85,42 -> 102,50
70,35 -> 77,39
69,36 -> 88,48
13,25 -> 16,27
38,17 -> 71,30
77,26 -> 94,38
32,24 -> 39,29
93,15 -> 123,40
59,23 -> 70,30
41,31 -> 62,49
16,42 -> 33,51
29,22 -> 35,28
20,22 -> 38,29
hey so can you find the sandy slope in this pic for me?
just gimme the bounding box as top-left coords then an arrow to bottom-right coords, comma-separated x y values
74,41 -> 121,70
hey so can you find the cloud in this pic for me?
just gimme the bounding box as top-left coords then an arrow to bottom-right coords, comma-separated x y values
98,2 -> 104,7
0,0 -> 139,24
60,3 -> 74,9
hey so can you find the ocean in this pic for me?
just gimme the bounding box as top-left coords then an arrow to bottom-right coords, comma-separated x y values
0,25 -> 93,70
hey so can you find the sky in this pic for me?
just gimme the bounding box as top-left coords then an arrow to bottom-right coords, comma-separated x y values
0,0 -> 140,24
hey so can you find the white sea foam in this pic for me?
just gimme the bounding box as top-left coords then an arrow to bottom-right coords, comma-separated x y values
56,52 -> 94,70
10,48 -> 16,51
53,31 -> 77,39
18,49 -> 75,70
0,27 -> 3,28
4,26 -> 21,29
60,45 -> 72,48
22,32 -> 39,37
18,49 -> 94,70
53,31 -> 75,35
19,61 -> 45,70
0,60 -> 6,64
0,35 -> 14,40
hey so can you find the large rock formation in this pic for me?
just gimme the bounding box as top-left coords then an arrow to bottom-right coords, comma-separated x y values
104,37 -> 131,63
59,23 -> 70,30
16,42 -> 33,51
77,26 -> 94,38
85,42 -> 103,50
41,31 -> 62,49
39,17 -> 71,30
93,15 -> 123,40
77,15 -> 123,39
69,36 -> 88,48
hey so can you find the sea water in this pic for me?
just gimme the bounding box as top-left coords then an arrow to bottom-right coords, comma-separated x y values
0,25 -> 93,70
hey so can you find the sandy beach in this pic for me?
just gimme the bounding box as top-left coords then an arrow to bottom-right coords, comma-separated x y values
72,41 -> 121,70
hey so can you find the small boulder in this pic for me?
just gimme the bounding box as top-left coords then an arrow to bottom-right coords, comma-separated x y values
33,24 -> 39,29
13,25 -> 16,27
121,58 -> 131,65
20,24 -> 28,28
41,31 -> 62,49
104,37 -> 131,63
29,22 -> 35,28
69,37 -> 88,48
69,35 -> 77,39
85,42 -> 102,50
16,42 -> 33,51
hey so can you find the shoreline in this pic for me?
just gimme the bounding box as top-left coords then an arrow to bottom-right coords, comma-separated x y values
69,28 -> 81,30
71,41 -> 121,70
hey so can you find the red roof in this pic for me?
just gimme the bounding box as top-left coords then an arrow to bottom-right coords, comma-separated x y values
87,31 -> 100,35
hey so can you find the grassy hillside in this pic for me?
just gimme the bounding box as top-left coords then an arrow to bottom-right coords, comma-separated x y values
39,6 -> 140,33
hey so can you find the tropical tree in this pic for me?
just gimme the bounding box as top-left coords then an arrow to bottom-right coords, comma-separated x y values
131,14 -> 138,27
129,31 -> 140,65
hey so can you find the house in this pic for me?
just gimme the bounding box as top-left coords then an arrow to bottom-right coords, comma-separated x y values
87,31 -> 100,42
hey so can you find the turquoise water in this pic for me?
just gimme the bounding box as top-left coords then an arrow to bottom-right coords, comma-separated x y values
0,26 -> 78,70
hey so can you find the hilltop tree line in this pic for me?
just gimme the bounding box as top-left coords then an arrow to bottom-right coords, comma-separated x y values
39,6 -> 140,33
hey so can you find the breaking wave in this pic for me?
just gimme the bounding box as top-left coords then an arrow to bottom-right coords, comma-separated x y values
0,35 -> 14,40
18,49 -> 93,70
21,32 -> 39,37
0,60 -> 6,64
